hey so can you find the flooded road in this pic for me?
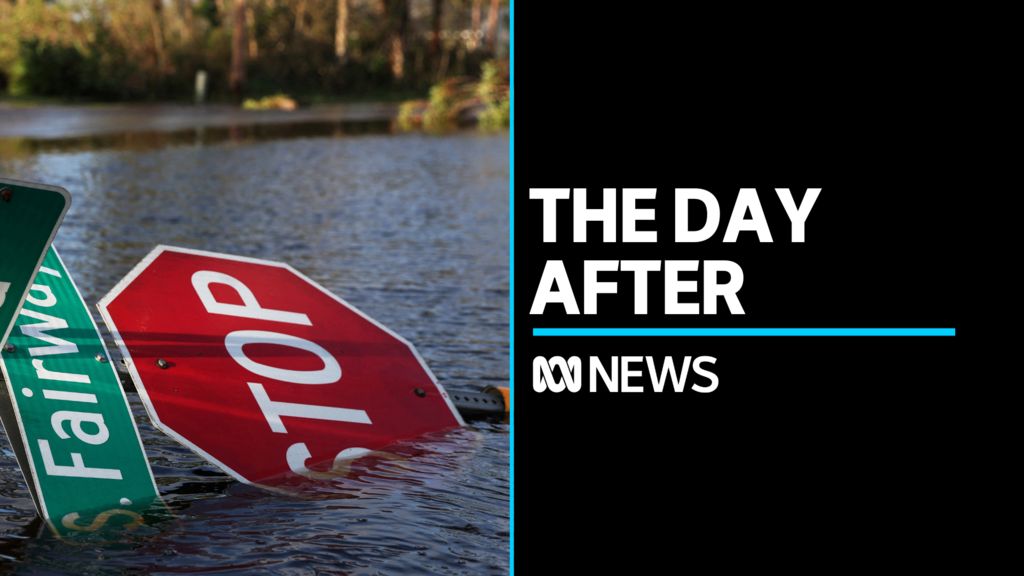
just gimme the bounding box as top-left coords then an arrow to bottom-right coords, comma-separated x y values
0,123 -> 510,573
0,102 -> 396,139
0,103 -> 397,157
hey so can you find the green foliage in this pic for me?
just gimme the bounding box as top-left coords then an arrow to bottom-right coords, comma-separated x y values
398,99 -> 427,131
476,60 -> 510,131
0,0 -> 510,102
11,38 -> 138,100
195,0 -> 221,28
478,97 -> 510,132
477,60 -> 503,103
423,80 -> 468,132
242,93 -> 297,110
399,60 -> 509,133
13,39 -> 87,98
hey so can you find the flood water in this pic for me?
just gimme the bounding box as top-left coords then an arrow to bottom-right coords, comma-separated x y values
0,119 -> 510,574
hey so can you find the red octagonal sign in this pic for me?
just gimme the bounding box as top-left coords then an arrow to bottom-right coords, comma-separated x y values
98,246 -> 463,488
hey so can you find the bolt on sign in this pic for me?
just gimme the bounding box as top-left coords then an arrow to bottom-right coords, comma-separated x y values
98,246 -> 464,489
0,247 -> 162,536
0,178 -> 71,349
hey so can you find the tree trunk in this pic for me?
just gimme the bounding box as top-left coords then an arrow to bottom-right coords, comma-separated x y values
485,0 -> 499,54
295,0 -> 307,35
381,0 -> 409,81
390,36 -> 405,81
430,0 -> 442,58
150,0 -> 167,76
335,0 -> 349,62
247,2 -> 258,59
229,0 -> 248,99
470,0 -> 481,50
178,0 -> 195,42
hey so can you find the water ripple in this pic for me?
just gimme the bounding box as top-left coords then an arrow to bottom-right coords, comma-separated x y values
0,132 -> 509,574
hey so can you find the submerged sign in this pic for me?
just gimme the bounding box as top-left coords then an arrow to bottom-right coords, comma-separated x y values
0,178 -> 71,348
99,246 -> 464,488
0,247 -> 161,536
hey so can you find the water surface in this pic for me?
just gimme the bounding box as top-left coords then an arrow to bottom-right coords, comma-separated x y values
0,127 -> 510,574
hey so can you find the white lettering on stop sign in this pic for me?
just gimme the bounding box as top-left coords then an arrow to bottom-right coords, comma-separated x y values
192,270 -> 372,476
192,271 -> 312,326
225,330 -> 341,385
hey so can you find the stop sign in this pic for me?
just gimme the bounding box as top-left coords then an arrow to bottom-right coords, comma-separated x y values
98,246 -> 463,488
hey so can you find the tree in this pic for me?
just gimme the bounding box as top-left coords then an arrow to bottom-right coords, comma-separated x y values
335,0 -> 349,62
430,0 -> 442,58
150,0 -> 167,78
229,0 -> 247,98
381,0 -> 409,81
470,0 -> 481,50
177,0 -> 196,42
485,0 -> 499,54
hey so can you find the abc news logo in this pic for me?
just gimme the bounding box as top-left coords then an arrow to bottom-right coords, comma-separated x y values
533,355 -> 718,393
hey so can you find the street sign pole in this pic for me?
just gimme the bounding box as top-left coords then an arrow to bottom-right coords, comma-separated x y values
0,247 -> 162,536
0,178 -> 71,349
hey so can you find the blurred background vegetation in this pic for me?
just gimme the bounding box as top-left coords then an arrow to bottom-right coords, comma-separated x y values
0,0 -> 508,113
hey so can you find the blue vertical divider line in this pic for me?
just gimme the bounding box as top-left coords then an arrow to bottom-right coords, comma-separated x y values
508,1 -> 515,573
533,327 -> 956,337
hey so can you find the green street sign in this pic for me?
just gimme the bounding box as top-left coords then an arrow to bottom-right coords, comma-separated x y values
0,178 -> 71,349
0,247 -> 162,536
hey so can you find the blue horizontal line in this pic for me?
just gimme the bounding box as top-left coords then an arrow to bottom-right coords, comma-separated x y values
533,328 -> 956,337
